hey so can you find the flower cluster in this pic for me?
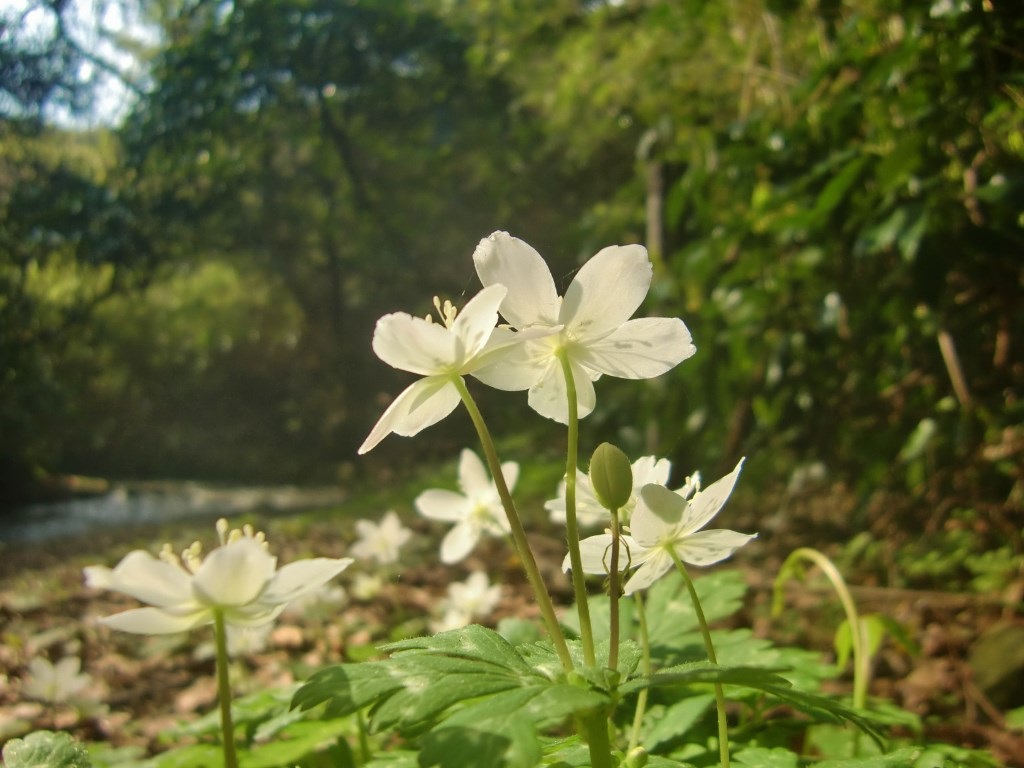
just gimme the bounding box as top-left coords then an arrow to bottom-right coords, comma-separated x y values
359,231 -> 695,451
574,458 -> 756,594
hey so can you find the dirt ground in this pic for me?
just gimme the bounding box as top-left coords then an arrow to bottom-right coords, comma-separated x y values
1,486 -> 1022,766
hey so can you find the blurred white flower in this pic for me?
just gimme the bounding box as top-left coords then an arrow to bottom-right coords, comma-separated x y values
351,511 -> 412,565
415,449 -> 516,563
576,459 -> 755,594
350,573 -> 385,601
22,656 -> 93,704
473,231 -> 695,423
84,519 -> 352,634
546,454 -> 674,529
432,571 -> 502,631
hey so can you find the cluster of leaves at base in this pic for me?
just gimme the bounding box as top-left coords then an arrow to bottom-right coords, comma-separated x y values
291,571 -> 895,768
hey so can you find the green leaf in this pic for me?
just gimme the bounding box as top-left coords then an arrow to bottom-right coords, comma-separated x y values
148,744 -> 223,767
733,747 -> 800,768
241,719 -> 355,768
419,716 -> 539,768
620,662 -> 884,743
292,661 -> 405,716
643,693 -> 715,751
643,570 -> 746,653
384,624 -> 536,676
2,731 -> 91,768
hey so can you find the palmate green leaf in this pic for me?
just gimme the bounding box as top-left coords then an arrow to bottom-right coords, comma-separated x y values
642,693 -> 715,751
383,624 -> 536,676
292,661 -> 405,716
643,570 -> 747,651
619,661 -> 883,744
2,731 -> 91,768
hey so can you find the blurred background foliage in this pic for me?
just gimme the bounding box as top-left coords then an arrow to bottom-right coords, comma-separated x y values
1,0 -> 1021,531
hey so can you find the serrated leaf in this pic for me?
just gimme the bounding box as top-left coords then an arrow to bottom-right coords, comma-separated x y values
620,661 -> 884,744
383,624 -> 534,676
292,662 -> 405,716
643,693 -> 715,750
2,731 -> 91,768
643,570 -> 746,653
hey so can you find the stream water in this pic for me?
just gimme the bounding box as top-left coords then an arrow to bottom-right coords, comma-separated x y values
0,481 -> 348,543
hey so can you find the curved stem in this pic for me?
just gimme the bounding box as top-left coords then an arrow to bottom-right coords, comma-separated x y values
557,352 -> 596,667
213,610 -> 240,768
775,547 -> 868,709
670,553 -> 730,768
628,592 -> 652,752
453,376 -> 573,671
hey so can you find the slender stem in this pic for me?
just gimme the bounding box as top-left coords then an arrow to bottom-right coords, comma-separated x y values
212,610 -> 240,768
557,351 -> 596,667
607,509 -> 622,672
453,376 -> 573,671
356,710 -> 371,763
776,547 -> 868,709
670,553 -> 730,768
629,592 -> 652,752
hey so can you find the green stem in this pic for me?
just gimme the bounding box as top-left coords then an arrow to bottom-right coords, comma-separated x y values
608,509 -> 622,672
453,376 -> 573,671
670,553 -> 730,768
775,547 -> 868,709
628,592 -> 652,752
213,610 -> 240,768
557,351 -> 596,667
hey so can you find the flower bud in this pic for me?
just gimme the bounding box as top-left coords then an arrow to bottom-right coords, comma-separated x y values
624,746 -> 648,768
589,442 -> 633,511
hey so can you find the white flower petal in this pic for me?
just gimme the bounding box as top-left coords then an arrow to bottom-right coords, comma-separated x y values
372,312 -> 458,376
261,557 -> 352,605
574,533 -> 636,574
440,522 -> 480,564
458,448 -> 491,497
680,458 -> 745,535
675,529 -> 757,566
358,376 -> 460,454
578,317 -> 695,379
499,461 -> 519,493
632,484 -> 686,548
473,231 -> 561,328
527,357 -> 596,423
100,606 -> 211,634
471,334 -> 554,390
560,245 -> 651,340
415,489 -> 470,522
85,551 -> 192,608
192,538 -> 276,608
623,550 -> 673,595
632,456 -> 672,489
451,285 -> 507,360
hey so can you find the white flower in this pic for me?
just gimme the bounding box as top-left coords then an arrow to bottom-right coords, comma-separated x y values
84,519 -> 352,634
432,571 -> 502,630
350,573 -> 384,601
22,657 -> 93,704
358,286 -> 511,454
576,459 -> 755,595
472,231 -> 696,423
415,449 -> 516,564
350,510 -> 413,565
546,454 -> 674,529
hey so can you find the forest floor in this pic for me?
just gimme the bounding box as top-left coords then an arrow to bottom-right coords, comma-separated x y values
0,481 -> 1022,766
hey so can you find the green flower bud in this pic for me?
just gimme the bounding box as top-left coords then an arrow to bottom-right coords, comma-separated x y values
625,746 -> 648,768
589,442 -> 633,511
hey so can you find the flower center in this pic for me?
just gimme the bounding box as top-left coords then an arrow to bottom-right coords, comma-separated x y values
426,295 -> 459,329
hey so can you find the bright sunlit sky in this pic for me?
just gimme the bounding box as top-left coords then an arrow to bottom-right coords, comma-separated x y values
8,0 -> 158,128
